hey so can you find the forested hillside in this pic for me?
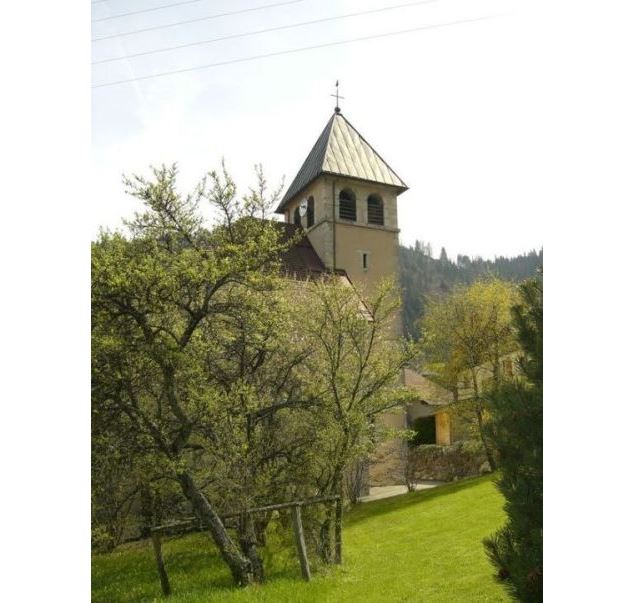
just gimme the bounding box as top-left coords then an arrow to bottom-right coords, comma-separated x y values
400,242 -> 542,339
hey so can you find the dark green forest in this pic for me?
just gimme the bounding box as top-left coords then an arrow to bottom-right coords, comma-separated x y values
399,242 -> 543,339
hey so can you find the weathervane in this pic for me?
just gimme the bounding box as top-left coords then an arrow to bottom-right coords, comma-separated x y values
331,80 -> 344,113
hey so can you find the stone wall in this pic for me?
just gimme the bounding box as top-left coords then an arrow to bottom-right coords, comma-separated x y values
407,441 -> 491,482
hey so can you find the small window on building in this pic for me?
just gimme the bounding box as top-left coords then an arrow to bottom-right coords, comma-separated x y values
293,206 -> 301,226
306,196 -> 315,228
367,194 -> 384,226
339,189 -> 356,221
362,252 -> 368,271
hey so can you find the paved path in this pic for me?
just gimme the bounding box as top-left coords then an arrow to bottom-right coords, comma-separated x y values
358,481 -> 444,503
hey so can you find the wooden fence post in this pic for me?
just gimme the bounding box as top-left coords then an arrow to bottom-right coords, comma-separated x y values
291,505 -> 311,581
151,532 -> 171,596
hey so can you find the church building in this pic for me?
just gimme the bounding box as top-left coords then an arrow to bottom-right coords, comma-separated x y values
275,104 -> 457,486
275,106 -> 407,306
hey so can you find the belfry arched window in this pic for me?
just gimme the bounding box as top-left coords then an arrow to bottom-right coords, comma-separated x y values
293,206 -> 301,226
306,196 -> 315,228
367,194 -> 384,226
339,188 -> 356,221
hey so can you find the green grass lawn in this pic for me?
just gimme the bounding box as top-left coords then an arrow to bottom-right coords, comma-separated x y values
92,475 -> 509,602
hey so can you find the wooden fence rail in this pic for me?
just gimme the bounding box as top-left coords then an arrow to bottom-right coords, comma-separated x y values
149,495 -> 341,596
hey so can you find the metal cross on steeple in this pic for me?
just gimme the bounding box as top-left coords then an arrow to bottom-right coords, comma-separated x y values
331,80 -> 345,113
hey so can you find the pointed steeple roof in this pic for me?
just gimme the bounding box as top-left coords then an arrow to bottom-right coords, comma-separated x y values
276,111 -> 407,213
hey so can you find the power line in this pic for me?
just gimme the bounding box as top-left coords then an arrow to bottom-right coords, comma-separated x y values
92,0 -> 308,41
93,0 -> 440,65
93,15 -> 502,89
92,0 -> 257,23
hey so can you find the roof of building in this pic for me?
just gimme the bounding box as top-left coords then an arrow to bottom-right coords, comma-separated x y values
272,221 -> 373,320
275,221 -> 329,278
276,111 -> 408,213
404,368 -> 453,406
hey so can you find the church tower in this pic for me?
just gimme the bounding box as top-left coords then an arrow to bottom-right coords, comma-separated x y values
275,107 -> 408,305
277,103 -> 410,486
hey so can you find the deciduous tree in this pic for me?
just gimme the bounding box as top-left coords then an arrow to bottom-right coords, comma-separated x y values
420,278 -> 519,469
92,163 -> 292,585
295,278 -> 417,562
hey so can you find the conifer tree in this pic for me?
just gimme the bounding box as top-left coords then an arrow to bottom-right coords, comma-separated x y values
483,275 -> 543,601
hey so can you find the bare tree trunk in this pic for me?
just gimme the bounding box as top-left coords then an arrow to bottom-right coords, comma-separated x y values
253,513 -> 270,547
319,466 -> 345,564
318,504 -> 334,563
334,496 -> 343,565
472,371 -> 497,471
345,459 -> 368,503
404,446 -> 417,492
177,472 -> 255,586
493,343 -> 501,392
475,404 -> 497,471
139,483 -> 153,538
238,514 -> 265,583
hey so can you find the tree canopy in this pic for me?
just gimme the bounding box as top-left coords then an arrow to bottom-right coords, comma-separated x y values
92,163 -> 415,585
400,242 -> 542,339
419,278 -> 520,469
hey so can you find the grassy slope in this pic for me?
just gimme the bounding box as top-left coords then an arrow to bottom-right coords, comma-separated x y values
92,475 -> 509,602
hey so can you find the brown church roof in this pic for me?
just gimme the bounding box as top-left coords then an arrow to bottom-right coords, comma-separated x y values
273,221 -> 350,281
272,221 -> 372,320
275,222 -> 326,277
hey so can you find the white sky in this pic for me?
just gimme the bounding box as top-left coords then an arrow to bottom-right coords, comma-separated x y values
92,0 -> 541,260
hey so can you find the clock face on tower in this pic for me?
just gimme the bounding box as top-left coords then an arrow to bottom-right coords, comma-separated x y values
299,198 -> 308,217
